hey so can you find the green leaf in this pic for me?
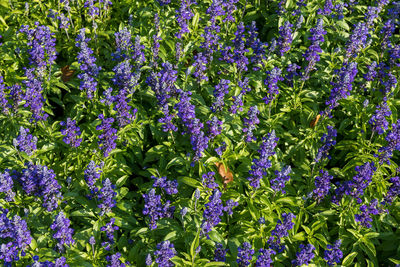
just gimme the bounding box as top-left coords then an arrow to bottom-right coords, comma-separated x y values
342,251 -> 357,266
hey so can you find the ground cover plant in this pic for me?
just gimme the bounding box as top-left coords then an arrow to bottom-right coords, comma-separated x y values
0,0 -> 399,266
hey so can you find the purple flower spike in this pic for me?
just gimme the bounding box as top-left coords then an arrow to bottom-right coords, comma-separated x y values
60,118 -> 82,147
13,127 -> 37,156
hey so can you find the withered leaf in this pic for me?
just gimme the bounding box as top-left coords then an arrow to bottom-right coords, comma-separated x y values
214,162 -> 233,186
310,114 -> 321,128
61,65 -> 75,82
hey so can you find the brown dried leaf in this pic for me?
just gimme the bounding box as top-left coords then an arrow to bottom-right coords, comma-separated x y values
214,162 -> 233,186
310,114 -> 321,128
61,65 -> 75,82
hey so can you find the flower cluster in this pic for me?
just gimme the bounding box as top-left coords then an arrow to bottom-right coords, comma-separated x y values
101,218 -> 119,251
263,67 -> 283,104
214,243 -> 227,262
17,162 -> 62,211
96,114 -> 118,157
346,162 -> 376,202
355,199 -> 382,228
152,175 -> 178,195
106,253 -> 126,267
315,126 -> 337,163
292,244 -> 316,266
175,0 -> 196,39
98,178 -> 117,216
325,62 -> 358,113
255,248 -> 275,267
247,131 -> 279,189
154,240 -> 176,267
243,106 -> 260,143
375,120 -> 400,164
13,127 -> 37,156
313,170 -> 333,202
84,161 -> 103,197
270,166 -> 291,194
0,209 -> 32,266
384,176 -> 400,204
60,118 -> 82,147
324,240 -> 343,266
142,188 -> 175,229
345,22 -> 369,61
50,211 -> 75,253
277,21 -> 293,56
302,19 -> 326,80
237,242 -> 254,267
0,170 -> 15,201
369,98 -> 392,135
75,28 -> 101,99
268,213 -> 295,252
201,189 -> 224,235
202,171 -> 218,190
211,79 -> 230,112
223,199 -> 238,215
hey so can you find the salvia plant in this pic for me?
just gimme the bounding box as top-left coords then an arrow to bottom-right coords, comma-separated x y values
0,0 -> 399,266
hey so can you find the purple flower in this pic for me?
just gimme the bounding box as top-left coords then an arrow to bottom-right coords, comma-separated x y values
98,178 -> 117,215
255,248 -> 275,267
215,142 -> 227,156
202,172 -> 218,190
263,67 -> 283,104
18,162 -> 63,211
302,19 -> 326,80
246,22 -> 266,71
211,79 -> 230,112
50,211 -> 75,253
58,13 -> 70,30
106,253 -> 126,267
232,22 -> 249,72
19,22 -> 57,78
243,106 -> 260,143
156,0 -> 171,6
154,240 -> 176,267
142,189 -> 175,230
101,218 -> 119,250
89,236 -> 96,245
201,189 -> 223,235
175,0 -> 196,39
0,170 -> 15,201
324,240 -> 343,266
192,52 -> 209,82
152,176 -> 178,195
0,76 -> 8,114
207,116 -> 223,139
22,68 -> 48,121
60,118 -> 82,147
146,254 -> 152,266
76,28 -> 101,99
345,23 -> 369,60
313,170 -> 333,202
13,127 -> 37,156
364,61 -> 378,81
237,242 -> 254,267
277,21 -> 293,56
315,126 -> 337,163
0,209 -> 32,265
355,199 -> 381,228
84,161 -> 103,197
113,27 -> 132,60
384,176 -> 400,204
346,162 -> 376,202
325,62 -> 358,114
247,131 -> 278,189
270,165 -> 291,194
267,213 -> 295,252
223,199 -> 238,215
369,98 -> 392,135
292,244 -> 315,266
214,243 -> 227,262
96,114 -> 118,157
